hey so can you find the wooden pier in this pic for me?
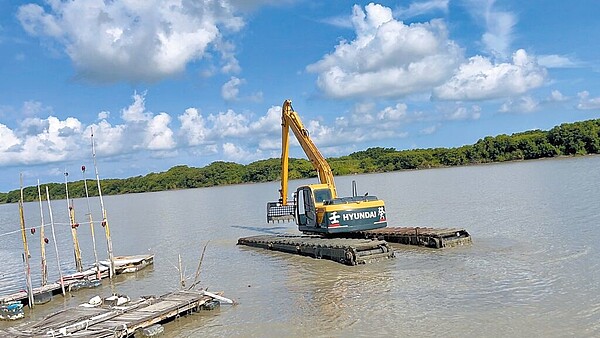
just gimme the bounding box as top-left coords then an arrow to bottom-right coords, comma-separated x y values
0,290 -> 228,337
0,254 -> 154,307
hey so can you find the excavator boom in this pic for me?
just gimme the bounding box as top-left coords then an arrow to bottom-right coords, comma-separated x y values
279,100 -> 336,205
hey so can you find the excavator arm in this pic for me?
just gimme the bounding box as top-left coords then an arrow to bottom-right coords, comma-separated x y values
279,99 -> 337,205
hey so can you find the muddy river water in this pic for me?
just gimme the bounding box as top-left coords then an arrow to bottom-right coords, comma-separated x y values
1,155 -> 600,337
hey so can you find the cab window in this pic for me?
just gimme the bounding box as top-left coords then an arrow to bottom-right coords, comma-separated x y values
313,188 -> 332,203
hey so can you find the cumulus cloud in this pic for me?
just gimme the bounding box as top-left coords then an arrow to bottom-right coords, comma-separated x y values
221,142 -> 265,163
548,90 -> 568,102
249,105 -> 281,134
499,96 -> 539,114
146,113 -> 175,150
0,91 -> 184,167
121,92 -> 151,122
88,120 -> 126,156
577,91 -> 600,110
0,124 -> 20,152
443,105 -> 481,120
377,103 -> 409,121
17,0 -> 244,83
208,109 -> 249,137
307,3 -> 462,99
221,76 -> 244,101
179,108 -> 208,146
0,116 -> 85,165
432,49 -> 547,100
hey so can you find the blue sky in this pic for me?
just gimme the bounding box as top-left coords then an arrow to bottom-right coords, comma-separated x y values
0,0 -> 599,192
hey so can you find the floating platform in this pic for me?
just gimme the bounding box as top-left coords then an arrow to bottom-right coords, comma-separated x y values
0,254 -> 154,307
0,289 -> 230,337
237,234 -> 395,266
342,227 -> 472,248
100,254 -> 155,274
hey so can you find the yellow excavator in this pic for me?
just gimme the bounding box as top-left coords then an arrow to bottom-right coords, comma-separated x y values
267,100 -> 388,234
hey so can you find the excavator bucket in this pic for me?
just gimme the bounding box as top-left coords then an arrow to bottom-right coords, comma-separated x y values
266,201 -> 295,223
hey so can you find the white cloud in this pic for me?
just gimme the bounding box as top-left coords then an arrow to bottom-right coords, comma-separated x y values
432,49 -> 547,100
89,120 -> 126,156
222,142 -> 264,163
307,3 -> 462,99
320,15 -> 353,29
17,0 -> 244,82
394,0 -> 449,18
444,105 -> 481,120
549,90 -> 568,102
97,111 -> 110,120
22,100 -> 52,117
420,124 -> 440,135
249,105 -> 281,134
577,91 -> 600,110
0,116 -> 86,165
222,142 -> 247,160
537,54 -> 580,68
0,124 -> 20,152
377,103 -> 408,121
208,109 -> 249,137
121,92 -> 150,122
146,113 -> 175,150
179,108 -> 208,146
221,76 -> 244,101
465,0 -> 516,59
499,96 -> 539,114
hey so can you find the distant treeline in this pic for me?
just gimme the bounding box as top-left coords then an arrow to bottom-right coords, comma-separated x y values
1,118 -> 599,204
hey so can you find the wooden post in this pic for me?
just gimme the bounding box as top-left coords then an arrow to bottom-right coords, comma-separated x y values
178,254 -> 185,289
91,129 -> 115,278
82,165 -> 101,280
46,186 -> 66,296
19,174 -> 35,308
65,171 -> 83,272
37,180 -> 48,286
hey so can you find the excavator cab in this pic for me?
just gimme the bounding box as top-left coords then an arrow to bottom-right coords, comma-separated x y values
295,184 -> 330,230
294,184 -> 387,234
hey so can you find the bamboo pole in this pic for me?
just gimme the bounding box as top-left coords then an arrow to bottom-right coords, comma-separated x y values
37,180 -> 48,286
178,254 -> 185,289
65,171 -> 83,272
91,129 -> 115,278
82,165 -> 101,280
19,174 -> 35,308
46,186 -> 66,296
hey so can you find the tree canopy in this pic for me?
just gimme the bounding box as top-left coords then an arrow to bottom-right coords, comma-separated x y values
2,118 -> 599,204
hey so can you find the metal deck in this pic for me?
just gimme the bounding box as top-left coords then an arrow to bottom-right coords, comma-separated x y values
238,234 -> 395,265
345,226 -> 472,248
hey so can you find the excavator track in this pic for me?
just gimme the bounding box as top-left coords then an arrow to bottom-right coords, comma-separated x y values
237,234 -> 394,266
339,226 -> 472,248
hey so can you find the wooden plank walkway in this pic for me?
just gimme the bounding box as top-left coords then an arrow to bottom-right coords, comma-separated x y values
0,290 -> 223,337
0,254 -> 154,306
